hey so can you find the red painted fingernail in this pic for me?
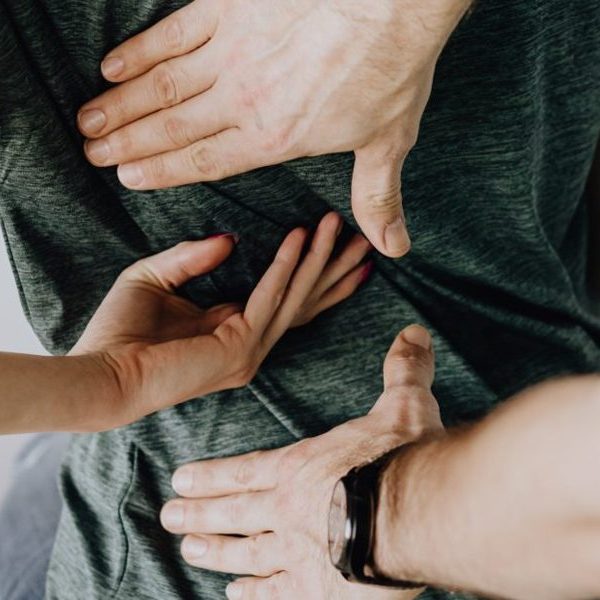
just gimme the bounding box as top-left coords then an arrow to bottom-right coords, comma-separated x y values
206,232 -> 240,244
359,261 -> 374,285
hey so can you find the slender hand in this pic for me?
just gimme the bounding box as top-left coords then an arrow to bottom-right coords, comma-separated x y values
78,0 -> 472,257
160,324 -> 443,600
0,212 -> 372,434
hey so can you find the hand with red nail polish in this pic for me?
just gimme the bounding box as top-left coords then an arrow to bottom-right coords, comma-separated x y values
77,0 -> 473,257
64,212 -> 371,431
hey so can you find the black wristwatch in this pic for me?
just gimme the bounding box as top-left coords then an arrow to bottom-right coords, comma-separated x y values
327,448 -> 424,589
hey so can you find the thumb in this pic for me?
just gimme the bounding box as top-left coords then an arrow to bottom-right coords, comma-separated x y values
120,234 -> 238,291
351,144 -> 410,258
369,324 -> 442,434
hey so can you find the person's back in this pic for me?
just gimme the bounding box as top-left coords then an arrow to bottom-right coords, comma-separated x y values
1,0 -> 599,598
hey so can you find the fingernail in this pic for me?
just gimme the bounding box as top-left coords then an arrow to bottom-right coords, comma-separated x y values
172,468 -> 193,494
78,109 -> 106,134
402,325 -> 431,350
161,504 -> 184,529
182,536 -> 208,559
206,232 -> 240,244
335,217 -> 343,237
359,260 -> 374,285
226,582 -> 243,600
85,139 -> 110,164
383,218 -> 411,257
101,56 -> 124,79
118,163 -> 144,188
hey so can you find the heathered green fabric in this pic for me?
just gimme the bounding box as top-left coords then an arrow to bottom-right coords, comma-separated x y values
1,0 -> 600,598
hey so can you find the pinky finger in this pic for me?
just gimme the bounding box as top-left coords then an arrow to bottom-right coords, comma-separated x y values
294,260 -> 374,327
226,573 -> 289,600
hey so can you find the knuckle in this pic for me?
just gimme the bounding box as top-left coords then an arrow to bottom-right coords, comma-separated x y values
365,186 -> 401,213
384,388 -> 438,435
189,142 -> 223,180
148,154 -> 168,182
391,386 -> 429,411
234,455 -> 256,487
227,495 -> 244,524
245,536 -> 264,574
153,64 -> 180,108
164,116 -> 194,147
109,93 -> 129,123
162,17 -> 186,52
110,128 -> 133,158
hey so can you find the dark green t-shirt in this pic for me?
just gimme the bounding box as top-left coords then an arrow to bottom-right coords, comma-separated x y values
1,0 -> 599,598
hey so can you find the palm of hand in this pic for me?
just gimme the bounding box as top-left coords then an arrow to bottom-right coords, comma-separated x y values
72,279 -> 236,354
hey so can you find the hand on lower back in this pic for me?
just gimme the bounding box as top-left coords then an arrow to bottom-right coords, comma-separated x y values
78,0 -> 472,257
72,212 -> 372,429
160,324 -> 443,599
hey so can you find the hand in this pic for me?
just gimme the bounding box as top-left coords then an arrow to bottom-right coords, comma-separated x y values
72,212 -> 372,430
160,324 -> 444,600
78,0 -> 472,257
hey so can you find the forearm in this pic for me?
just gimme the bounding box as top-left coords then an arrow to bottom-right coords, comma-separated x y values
0,352 -> 118,433
375,375 -> 600,599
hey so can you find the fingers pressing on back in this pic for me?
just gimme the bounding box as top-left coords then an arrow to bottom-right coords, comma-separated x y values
100,0 -> 218,83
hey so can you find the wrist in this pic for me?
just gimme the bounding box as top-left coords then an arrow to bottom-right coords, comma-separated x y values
373,436 -> 450,585
69,352 -> 131,431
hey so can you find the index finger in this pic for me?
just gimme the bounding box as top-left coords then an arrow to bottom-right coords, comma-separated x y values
100,1 -> 217,82
171,448 -> 287,498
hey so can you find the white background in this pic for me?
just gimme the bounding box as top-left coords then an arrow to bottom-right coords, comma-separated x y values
0,239 -> 44,502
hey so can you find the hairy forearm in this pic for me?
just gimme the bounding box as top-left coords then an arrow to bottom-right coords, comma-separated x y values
374,375 -> 600,599
0,352 -> 119,433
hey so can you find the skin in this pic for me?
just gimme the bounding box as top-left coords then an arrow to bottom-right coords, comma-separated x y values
162,331 -> 600,600
161,324 -> 441,600
373,375 -> 600,600
158,138 -> 600,599
78,0 -> 473,257
0,212 -> 372,434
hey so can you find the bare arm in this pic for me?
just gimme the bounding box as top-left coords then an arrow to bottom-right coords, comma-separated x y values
0,353 -> 118,433
0,215 -> 371,434
375,375 -> 600,599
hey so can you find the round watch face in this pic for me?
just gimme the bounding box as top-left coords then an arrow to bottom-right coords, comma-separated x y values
328,479 -> 350,567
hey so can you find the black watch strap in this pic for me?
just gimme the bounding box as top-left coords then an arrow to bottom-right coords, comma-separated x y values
334,449 -> 425,589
